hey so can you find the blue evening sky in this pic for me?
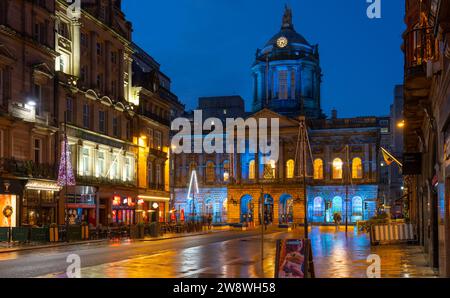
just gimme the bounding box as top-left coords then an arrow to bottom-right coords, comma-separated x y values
123,0 -> 405,118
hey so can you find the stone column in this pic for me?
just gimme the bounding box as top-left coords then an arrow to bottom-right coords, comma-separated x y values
71,20 -> 81,78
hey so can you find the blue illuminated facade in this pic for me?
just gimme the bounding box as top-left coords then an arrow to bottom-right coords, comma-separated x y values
252,6 -> 323,118
307,185 -> 378,224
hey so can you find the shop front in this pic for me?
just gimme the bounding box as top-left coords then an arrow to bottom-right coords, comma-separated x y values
137,194 -> 169,224
64,186 -> 97,226
21,180 -> 60,227
111,194 -> 137,225
0,179 -> 24,228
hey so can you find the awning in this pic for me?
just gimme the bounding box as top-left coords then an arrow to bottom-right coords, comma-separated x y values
25,180 -> 61,192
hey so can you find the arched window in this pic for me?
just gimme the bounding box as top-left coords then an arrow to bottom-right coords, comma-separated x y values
249,160 -> 256,180
352,197 -> 363,216
223,160 -> 230,182
313,197 -> 324,217
206,161 -> 215,183
332,158 -> 343,180
286,159 -> 295,179
313,159 -> 324,180
352,157 -> 363,179
264,160 -> 276,179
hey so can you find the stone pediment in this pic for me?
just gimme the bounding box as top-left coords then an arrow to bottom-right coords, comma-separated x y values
33,63 -> 55,79
247,108 -> 300,128
0,44 -> 16,65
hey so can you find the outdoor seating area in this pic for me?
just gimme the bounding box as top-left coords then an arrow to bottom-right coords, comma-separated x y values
0,222 -> 210,244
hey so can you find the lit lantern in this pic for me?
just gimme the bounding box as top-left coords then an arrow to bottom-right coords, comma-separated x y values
152,202 -> 159,209
113,195 -> 121,206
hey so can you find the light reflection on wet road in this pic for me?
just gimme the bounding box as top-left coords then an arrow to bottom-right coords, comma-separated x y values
0,226 -> 437,278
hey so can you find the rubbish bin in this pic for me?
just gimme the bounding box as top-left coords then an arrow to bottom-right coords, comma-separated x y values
149,223 -> 160,237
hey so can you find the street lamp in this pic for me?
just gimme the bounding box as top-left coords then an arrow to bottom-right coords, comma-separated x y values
397,120 -> 405,128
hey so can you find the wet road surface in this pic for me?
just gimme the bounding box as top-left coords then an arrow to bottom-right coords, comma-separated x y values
0,226 -> 437,278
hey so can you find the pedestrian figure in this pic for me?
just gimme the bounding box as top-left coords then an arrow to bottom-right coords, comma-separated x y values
207,214 -> 212,230
333,213 -> 342,232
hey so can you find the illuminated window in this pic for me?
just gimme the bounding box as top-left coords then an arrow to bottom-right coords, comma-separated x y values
249,160 -> 256,180
313,159 -> 324,180
223,160 -> 230,182
313,197 -> 324,217
264,160 -> 276,179
123,156 -> 133,182
352,157 -> 363,179
97,151 -> 105,177
332,158 -> 343,180
110,152 -> 119,180
352,197 -> 363,216
206,161 -> 215,183
82,147 -> 90,175
286,159 -> 295,179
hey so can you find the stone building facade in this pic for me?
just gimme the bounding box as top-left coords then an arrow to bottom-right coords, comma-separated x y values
403,0 -> 450,276
0,0 -> 181,228
0,0 -> 60,228
172,7 -> 389,227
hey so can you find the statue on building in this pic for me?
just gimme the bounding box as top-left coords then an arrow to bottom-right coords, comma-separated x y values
282,5 -> 293,28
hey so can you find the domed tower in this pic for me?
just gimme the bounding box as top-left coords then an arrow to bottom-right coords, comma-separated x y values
252,6 -> 322,119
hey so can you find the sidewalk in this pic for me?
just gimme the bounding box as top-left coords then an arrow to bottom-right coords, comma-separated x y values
0,229 -> 225,254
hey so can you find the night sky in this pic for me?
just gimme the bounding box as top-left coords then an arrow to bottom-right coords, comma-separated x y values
123,0 -> 405,118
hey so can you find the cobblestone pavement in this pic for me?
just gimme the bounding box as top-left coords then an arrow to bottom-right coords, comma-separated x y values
37,226 -> 437,278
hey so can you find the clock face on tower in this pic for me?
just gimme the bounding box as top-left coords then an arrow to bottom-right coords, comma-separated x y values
277,36 -> 288,48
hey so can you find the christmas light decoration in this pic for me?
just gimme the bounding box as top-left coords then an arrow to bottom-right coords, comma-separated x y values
57,136 -> 76,187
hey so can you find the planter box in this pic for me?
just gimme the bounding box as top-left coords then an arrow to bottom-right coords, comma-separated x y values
12,227 -> 30,242
30,228 -> 49,242
0,228 -> 9,242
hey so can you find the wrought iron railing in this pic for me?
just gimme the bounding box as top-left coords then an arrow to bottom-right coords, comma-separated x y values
404,26 -> 437,76
75,174 -> 136,188
0,158 -> 57,179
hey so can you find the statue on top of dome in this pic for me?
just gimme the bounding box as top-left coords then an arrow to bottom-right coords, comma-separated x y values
282,5 -> 293,29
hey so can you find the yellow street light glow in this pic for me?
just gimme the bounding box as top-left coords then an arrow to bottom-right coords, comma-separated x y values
137,195 -> 170,201
397,120 -> 405,128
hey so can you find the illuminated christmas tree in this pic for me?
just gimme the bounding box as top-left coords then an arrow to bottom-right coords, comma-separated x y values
57,136 -> 76,187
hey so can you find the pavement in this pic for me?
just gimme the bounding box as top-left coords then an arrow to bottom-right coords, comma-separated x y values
0,229 -> 225,253
0,226 -> 438,278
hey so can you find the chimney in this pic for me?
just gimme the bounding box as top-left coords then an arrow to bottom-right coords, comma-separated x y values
331,108 -> 338,120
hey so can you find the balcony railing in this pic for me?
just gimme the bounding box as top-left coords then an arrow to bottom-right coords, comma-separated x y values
76,174 -> 136,188
0,158 -> 57,180
404,26 -> 437,77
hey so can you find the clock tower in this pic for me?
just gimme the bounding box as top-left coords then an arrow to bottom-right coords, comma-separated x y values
252,6 -> 323,119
